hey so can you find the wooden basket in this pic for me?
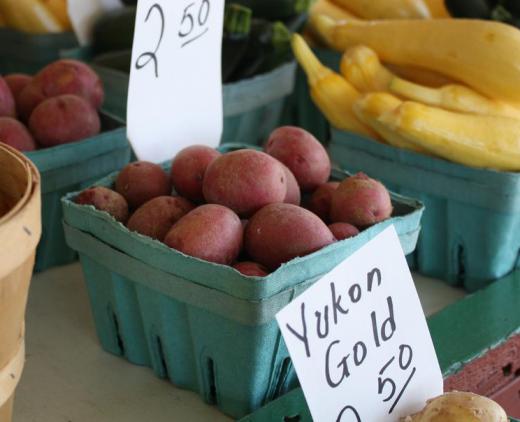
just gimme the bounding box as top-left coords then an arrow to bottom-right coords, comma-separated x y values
0,143 -> 41,422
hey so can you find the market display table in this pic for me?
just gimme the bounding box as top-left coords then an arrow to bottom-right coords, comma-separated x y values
14,263 -> 465,422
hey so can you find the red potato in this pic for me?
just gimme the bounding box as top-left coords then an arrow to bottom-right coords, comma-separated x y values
308,181 -> 340,222
164,204 -> 243,265
75,186 -> 129,223
245,203 -> 335,270
170,145 -> 221,203
4,74 -> 32,106
203,149 -> 287,217
0,77 -> 16,118
282,164 -> 301,205
329,223 -> 360,240
18,59 -> 104,119
265,126 -> 331,191
115,161 -> 172,209
233,261 -> 270,277
330,173 -> 393,227
28,95 -> 101,147
0,117 -> 36,152
127,196 -> 194,241
17,83 -> 46,121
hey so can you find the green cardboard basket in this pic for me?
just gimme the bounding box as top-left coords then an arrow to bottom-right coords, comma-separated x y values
329,129 -> 520,292
61,152 -> 424,419
26,115 -> 131,272
0,28 -> 78,74
61,46 -> 297,146
240,269 -> 520,421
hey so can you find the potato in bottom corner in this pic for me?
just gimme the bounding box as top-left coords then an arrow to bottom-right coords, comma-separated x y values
402,391 -> 508,422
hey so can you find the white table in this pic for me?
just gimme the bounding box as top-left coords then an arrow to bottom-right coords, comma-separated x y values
14,264 -> 466,422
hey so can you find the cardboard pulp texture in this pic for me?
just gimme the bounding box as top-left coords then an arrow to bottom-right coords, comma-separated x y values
60,47 -> 297,145
0,28 -> 78,74
25,115 -> 131,271
240,269 -> 520,421
60,158 -> 423,419
329,129 -> 520,292
0,143 -> 41,422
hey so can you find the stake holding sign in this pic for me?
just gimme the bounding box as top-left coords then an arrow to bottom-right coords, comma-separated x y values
277,226 -> 443,422
127,0 -> 224,163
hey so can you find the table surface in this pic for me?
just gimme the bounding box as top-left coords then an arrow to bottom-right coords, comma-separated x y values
14,263 -> 466,422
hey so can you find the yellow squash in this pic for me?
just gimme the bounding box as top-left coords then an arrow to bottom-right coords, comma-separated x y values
291,33 -> 375,137
311,15 -> 520,103
390,76 -> 520,119
340,46 -> 394,92
353,93 -> 425,152
39,0 -> 71,30
378,101 -> 520,171
0,0 -> 63,33
341,45 -> 455,91
423,0 -> 451,18
310,0 -> 358,22
330,0 -> 430,19
386,63 -> 455,88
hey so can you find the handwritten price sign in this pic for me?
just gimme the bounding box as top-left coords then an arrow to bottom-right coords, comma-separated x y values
277,226 -> 443,422
127,0 -> 224,163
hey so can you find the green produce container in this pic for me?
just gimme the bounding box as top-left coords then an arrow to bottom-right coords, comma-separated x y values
61,47 -> 297,145
61,151 -> 423,419
288,48 -> 340,143
240,269 -> 520,421
26,114 -> 131,272
329,129 -> 520,292
0,28 -> 78,74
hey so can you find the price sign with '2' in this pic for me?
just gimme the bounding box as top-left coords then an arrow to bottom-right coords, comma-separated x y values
127,0 -> 224,163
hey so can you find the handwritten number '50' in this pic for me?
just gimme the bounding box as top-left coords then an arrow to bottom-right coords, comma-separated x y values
135,3 -> 165,78
179,0 -> 210,47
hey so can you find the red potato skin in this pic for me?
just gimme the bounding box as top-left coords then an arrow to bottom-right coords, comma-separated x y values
265,126 -> 331,192
4,74 -> 32,107
330,172 -> 393,227
170,145 -> 221,203
328,223 -> 360,240
127,196 -> 194,241
115,161 -> 172,209
0,117 -> 36,152
245,203 -> 336,270
75,186 -> 129,223
28,95 -> 101,147
0,77 -> 16,118
281,164 -> 301,206
17,83 -> 46,121
233,261 -> 270,277
164,204 -> 243,265
203,149 -> 287,217
18,59 -> 104,119
308,181 -> 340,222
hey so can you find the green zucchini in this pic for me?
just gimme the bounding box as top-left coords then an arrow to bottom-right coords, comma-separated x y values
226,0 -> 311,20
92,7 -> 136,55
229,19 -> 291,82
222,4 -> 252,83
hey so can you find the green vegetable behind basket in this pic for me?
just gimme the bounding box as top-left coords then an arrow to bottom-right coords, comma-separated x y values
88,3 -> 306,82
222,4 -> 252,82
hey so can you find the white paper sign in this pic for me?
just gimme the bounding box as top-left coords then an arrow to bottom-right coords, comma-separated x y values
126,0 -> 224,163
277,226 -> 443,422
67,0 -> 124,46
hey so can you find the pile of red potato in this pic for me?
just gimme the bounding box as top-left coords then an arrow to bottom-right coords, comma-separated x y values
76,126 -> 393,276
0,59 -> 104,152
